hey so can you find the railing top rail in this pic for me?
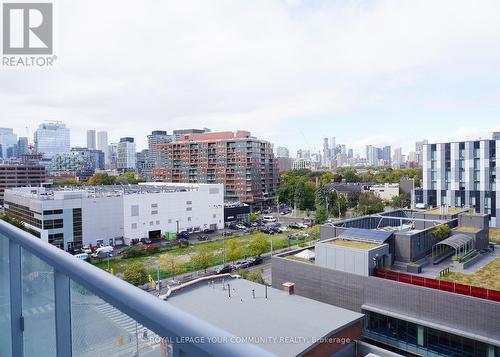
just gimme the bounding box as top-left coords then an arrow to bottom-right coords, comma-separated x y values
0,221 -> 274,357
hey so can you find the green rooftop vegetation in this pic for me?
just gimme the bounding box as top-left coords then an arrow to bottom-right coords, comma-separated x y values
489,228 -> 500,244
328,239 -> 380,250
424,207 -> 467,215
438,258 -> 500,291
454,226 -> 481,233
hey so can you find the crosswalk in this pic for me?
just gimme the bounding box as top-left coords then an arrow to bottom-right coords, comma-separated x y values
94,303 -> 159,346
0,302 -> 55,323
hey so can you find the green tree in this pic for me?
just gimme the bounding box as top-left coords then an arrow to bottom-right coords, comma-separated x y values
346,191 -> 361,209
294,181 -> 306,210
87,173 -> 115,185
315,181 -> 329,210
355,192 -> 384,215
314,207 -> 328,225
335,195 -> 347,217
160,254 -> 184,280
123,263 -> 148,286
191,246 -> 214,273
320,172 -> 334,184
225,239 -> 244,262
248,234 -> 269,257
389,194 -> 411,209
249,212 -> 257,222
432,224 -> 451,241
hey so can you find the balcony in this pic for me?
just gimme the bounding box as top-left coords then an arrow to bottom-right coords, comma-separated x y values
0,221 -> 271,357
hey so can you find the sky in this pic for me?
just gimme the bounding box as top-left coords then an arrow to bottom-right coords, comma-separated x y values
1,0 -> 500,156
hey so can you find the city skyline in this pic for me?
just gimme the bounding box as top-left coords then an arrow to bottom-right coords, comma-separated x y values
1,1 -> 500,155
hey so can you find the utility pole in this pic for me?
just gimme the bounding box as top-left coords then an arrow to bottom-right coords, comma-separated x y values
157,263 -> 161,291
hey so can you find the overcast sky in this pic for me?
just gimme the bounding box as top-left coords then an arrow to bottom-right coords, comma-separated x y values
1,0 -> 500,155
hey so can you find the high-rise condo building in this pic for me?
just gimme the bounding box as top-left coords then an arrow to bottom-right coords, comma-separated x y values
417,139 -> 499,227
34,122 -> 70,159
86,129 -> 96,150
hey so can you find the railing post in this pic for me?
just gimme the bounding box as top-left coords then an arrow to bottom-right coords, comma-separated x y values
9,240 -> 23,357
54,270 -> 72,357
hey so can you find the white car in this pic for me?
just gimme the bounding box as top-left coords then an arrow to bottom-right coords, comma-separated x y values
81,245 -> 92,254
262,215 -> 277,222
235,224 -> 247,230
91,246 -> 113,258
278,226 -> 288,233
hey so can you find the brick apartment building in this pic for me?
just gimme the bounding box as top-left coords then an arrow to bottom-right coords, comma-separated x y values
153,131 -> 278,205
0,161 -> 46,204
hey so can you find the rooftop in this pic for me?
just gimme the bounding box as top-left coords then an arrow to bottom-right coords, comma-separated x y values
454,226 -> 482,234
6,183 -> 220,200
166,277 -> 363,356
328,239 -> 381,250
423,207 -> 468,215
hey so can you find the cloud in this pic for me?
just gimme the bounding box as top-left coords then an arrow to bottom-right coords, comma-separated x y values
1,0 -> 500,153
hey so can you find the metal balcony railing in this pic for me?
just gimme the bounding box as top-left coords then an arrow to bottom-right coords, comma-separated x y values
0,220 -> 274,357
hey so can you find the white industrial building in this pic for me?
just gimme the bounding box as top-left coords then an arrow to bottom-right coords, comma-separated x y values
4,183 -> 224,250
368,183 -> 400,201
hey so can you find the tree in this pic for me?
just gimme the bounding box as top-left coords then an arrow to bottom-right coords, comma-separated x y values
355,192 -> 384,216
294,181 -> 306,210
87,173 -> 115,185
346,191 -> 361,209
249,212 -> 257,222
335,195 -> 347,217
314,207 -> 328,225
315,182 -> 329,210
123,263 -> 148,286
225,239 -> 243,263
320,172 -> 334,184
389,194 -> 411,209
248,234 -> 269,257
191,246 -> 214,273
160,254 -> 184,280
0,213 -> 25,230
432,224 -> 451,241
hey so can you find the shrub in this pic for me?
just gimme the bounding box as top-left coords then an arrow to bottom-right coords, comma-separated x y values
122,245 -> 147,259
432,224 -> 451,241
123,263 -> 148,286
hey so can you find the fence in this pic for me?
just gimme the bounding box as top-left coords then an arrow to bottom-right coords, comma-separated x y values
374,268 -> 500,302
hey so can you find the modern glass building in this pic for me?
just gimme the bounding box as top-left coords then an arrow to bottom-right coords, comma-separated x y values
0,220 -> 269,357
419,139 -> 499,227
34,123 -> 71,160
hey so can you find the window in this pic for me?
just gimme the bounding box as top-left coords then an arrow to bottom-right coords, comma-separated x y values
156,220 -> 160,225
213,214 -> 216,218
151,203 -> 158,208
168,219 -> 172,223
186,207 -> 192,211
186,201 -> 192,205
151,210 -> 158,215
131,205 -> 139,217
131,223 -> 137,229
187,217 -> 191,222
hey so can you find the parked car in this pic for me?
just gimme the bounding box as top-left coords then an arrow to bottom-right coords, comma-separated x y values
260,227 -> 275,235
215,264 -> 233,274
247,256 -> 263,266
303,219 -> 313,227
277,226 -> 288,233
232,260 -> 250,270
222,231 -> 233,237
203,227 -> 215,234
262,215 -> 277,222
235,224 -> 247,230
288,222 -> 302,229
81,245 -> 93,254
140,237 -> 152,245
91,246 -> 113,258
197,235 -> 209,241
177,231 -> 190,240
74,253 -> 89,261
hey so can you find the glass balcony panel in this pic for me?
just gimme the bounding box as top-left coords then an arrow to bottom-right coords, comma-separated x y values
0,234 -> 12,357
21,248 -> 57,357
70,280 -> 168,357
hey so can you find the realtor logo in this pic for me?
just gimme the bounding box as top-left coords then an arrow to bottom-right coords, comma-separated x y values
2,3 -> 53,55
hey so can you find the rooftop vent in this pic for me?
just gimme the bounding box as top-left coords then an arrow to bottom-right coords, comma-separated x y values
282,282 -> 295,295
